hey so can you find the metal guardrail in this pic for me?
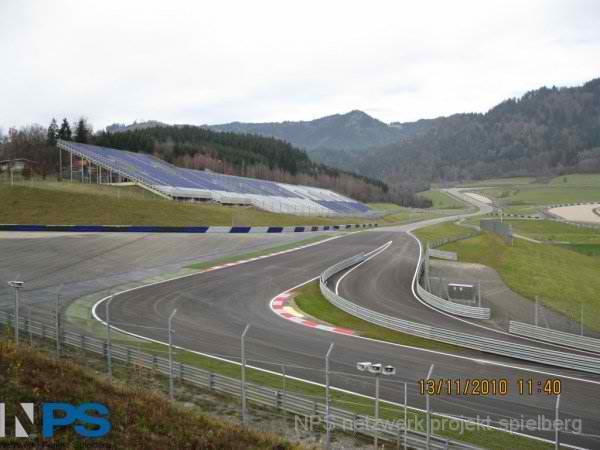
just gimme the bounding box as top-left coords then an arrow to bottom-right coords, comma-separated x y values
0,311 -> 479,450
422,234 -> 491,320
416,281 -> 490,320
320,253 -> 600,375
509,321 -> 600,354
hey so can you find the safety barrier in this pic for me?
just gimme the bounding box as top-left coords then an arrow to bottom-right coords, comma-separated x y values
0,310 -> 480,450
320,253 -> 600,375
509,321 -> 600,354
415,281 -> 491,320
421,233 -> 491,320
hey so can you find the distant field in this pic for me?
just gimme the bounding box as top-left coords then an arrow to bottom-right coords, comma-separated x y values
457,174 -> 600,215
413,222 -> 477,244
417,190 -> 465,209
367,202 -> 402,210
549,174 -> 600,186
487,185 -> 600,205
0,184 -> 377,227
507,219 -> 600,244
460,177 -> 535,187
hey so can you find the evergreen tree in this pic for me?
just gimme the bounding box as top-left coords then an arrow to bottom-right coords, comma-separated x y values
74,117 -> 90,143
58,118 -> 72,141
47,118 -> 59,146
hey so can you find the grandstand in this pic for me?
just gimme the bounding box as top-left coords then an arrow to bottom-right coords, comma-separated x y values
56,140 -> 372,217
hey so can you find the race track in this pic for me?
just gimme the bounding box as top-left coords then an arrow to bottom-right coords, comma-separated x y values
96,227 -> 600,448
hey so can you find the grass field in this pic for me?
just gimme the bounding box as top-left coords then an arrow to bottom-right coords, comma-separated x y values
0,341 -> 299,450
367,202 -> 402,210
412,222 -> 478,244
0,180 -> 450,227
440,233 -> 600,331
459,177 -> 536,187
0,183 -> 377,227
457,174 -> 600,216
486,184 -> 600,206
549,174 -> 600,186
417,190 -> 465,209
507,219 -> 600,244
561,243 -> 600,257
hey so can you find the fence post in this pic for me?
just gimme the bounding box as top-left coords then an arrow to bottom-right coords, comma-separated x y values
555,394 -> 561,450
404,382 -> 408,450
55,290 -> 61,358
106,296 -> 114,382
14,287 -> 20,345
168,309 -> 177,402
281,364 -> 286,410
534,296 -> 539,327
26,310 -> 32,347
241,324 -> 251,428
325,343 -> 334,450
374,373 -> 380,449
426,364 -> 435,449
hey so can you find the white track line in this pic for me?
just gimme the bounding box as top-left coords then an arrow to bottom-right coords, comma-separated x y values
88,228 -> 592,448
406,230 -> 600,356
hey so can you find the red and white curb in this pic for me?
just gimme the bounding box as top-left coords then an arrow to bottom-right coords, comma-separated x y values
269,288 -> 355,336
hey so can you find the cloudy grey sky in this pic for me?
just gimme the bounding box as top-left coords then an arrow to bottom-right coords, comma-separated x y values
1,0 -> 599,131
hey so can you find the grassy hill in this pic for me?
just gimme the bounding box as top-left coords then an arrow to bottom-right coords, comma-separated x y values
417,190 -> 465,209
460,174 -> 600,215
0,182 -> 379,227
0,341 -> 300,449
442,232 -> 600,331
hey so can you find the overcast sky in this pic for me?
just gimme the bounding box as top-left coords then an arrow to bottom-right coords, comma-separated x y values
1,0 -> 599,132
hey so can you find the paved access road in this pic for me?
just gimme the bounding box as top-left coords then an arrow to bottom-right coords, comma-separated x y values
98,227 -> 600,449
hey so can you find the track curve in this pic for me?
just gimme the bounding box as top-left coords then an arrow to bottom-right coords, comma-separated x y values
97,227 -> 600,448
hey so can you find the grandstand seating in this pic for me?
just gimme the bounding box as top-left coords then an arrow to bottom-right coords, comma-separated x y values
57,140 -> 372,217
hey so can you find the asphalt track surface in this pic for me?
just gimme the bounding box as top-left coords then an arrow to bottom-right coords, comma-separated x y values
0,232 -> 325,314
97,227 -> 600,448
332,235 -> 599,355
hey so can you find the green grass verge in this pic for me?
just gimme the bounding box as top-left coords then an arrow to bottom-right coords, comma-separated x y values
185,235 -> 332,270
0,183 -> 375,227
507,220 -> 600,244
441,233 -> 600,331
367,202 -> 402,210
549,174 -> 600,186
459,177 -> 536,187
560,243 -> 600,258
413,222 -> 478,244
417,190 -> 465,209
482,184 -> 600,207
293,281 -> 460,352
